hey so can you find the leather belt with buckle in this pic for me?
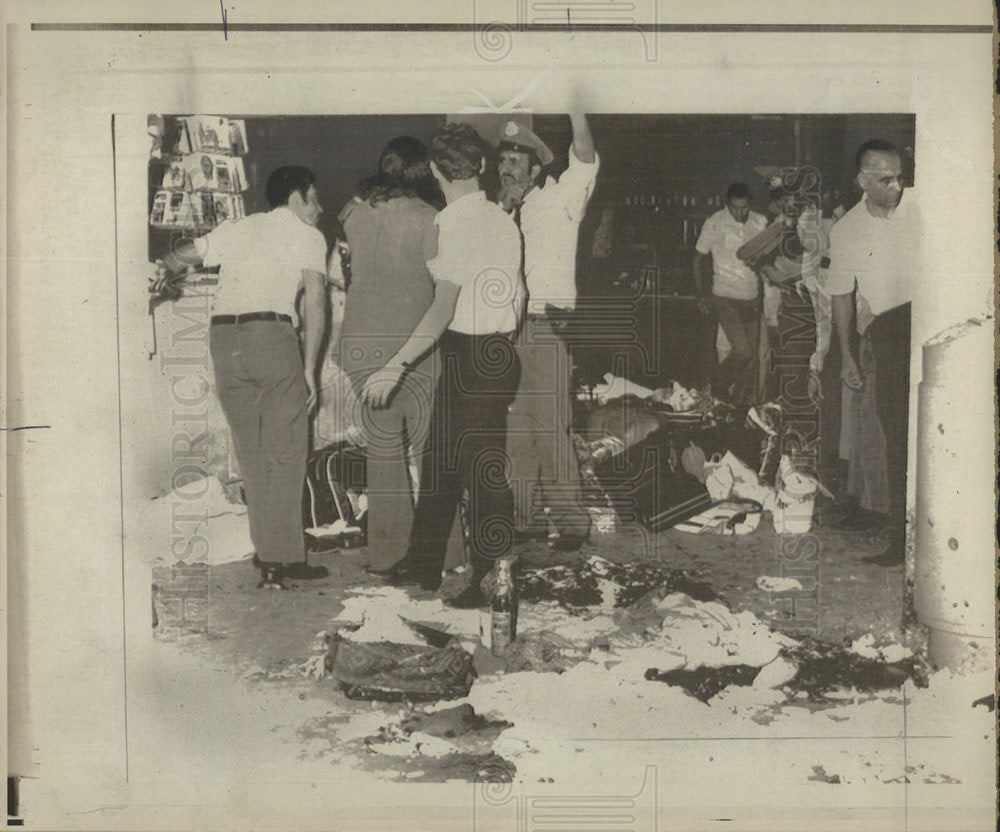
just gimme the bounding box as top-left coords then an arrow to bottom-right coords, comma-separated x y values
211,312 -> 292,325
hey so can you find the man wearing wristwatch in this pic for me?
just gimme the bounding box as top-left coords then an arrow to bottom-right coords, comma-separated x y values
359,123 -> 524,609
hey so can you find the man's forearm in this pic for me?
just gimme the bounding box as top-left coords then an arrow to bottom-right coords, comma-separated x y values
569,112 -> 596,164
831,292 -> 855,361
300,277 -> 326,382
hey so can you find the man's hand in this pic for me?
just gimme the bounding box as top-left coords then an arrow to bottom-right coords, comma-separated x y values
840,357 -> 863,391
149,260 -> 186,301
360,364 -> 407,410
149,260 -> 168,292
696,296 -> 712,315
807,370 -> 823,402
305,374 -> 318,415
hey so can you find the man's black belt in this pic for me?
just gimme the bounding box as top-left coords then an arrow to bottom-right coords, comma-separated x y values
528,304 -> 573,326
211,312 -> 292,325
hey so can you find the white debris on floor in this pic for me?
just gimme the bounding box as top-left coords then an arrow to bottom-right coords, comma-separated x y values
330,587 -> 482,648
306,571 -> 993,799
135,474 -> 252,565
756,575 -> 805,593
608,591 -> 797,668
849,633 -> 914,663
454,661 -> 993,790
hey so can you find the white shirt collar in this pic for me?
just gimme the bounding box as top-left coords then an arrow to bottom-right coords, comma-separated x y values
439,189 -> 486,220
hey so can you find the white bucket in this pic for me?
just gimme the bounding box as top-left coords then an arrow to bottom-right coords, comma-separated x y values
772,466 -> 817,534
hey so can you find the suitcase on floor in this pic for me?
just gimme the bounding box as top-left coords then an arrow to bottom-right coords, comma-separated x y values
593,428 -> 712,532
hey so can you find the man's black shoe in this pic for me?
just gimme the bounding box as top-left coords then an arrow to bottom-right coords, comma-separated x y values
445,585 -> 488,609
416,574 -> 443,592
257,567 -> 286,589
367,561 -> 409,579
389,569 -> 442,592
369,561 -> 422,587
253,555 -> 287,589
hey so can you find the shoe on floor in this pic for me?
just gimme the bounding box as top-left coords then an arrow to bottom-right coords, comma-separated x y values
445,585 -> 488,609
367,560 -> 410,578
416,573 -> 443,592
256,567 -> 286,589
252,555 -> 287,589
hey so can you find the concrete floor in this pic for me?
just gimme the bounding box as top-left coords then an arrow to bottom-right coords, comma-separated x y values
22,511 -> 982,832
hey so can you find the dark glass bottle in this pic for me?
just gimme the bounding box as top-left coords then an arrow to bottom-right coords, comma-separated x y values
490,559 -> 517,657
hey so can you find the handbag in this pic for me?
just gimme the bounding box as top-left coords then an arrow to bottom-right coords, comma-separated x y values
325,633 -> 476,702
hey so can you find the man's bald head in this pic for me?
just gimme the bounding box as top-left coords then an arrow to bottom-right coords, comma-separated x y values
855,139 -> 904,216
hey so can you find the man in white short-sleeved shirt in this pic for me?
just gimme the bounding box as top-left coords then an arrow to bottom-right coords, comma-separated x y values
828,139 -> 920,564
694,183 -> 768,406
497,113 -> 599,550
359,122 -> 523,609
156,166 -> 329,586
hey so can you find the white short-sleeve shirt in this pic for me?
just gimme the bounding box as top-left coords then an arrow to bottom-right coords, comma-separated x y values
427,191 -> 522,335
519,148 -> 599,314
196,205 -> 327,323
826,191 -> 920,333
695,207 -> 768,300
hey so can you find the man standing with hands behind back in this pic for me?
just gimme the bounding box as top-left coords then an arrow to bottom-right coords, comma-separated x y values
360,123 -> 523,608
154,165 -> 330,588
499,100 -> 599,552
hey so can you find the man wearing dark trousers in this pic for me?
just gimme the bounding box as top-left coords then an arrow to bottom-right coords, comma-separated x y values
358,123 -> 524,609
828,140 -> 920,566
693,183 -> 768,407
155,166 -> 330,587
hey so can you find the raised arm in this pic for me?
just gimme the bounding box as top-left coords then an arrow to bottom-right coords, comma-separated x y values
569,111 -> 595,165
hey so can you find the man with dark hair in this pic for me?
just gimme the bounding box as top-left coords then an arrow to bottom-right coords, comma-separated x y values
828,139 -> 919,565
154,165 -> 329,587
496,108 -> 599,552
693,182 -> 768,407
337,136 -> 442,574
359,122 -> 524,608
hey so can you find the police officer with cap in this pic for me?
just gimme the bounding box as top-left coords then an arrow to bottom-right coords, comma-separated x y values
497,106 -> 599,551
